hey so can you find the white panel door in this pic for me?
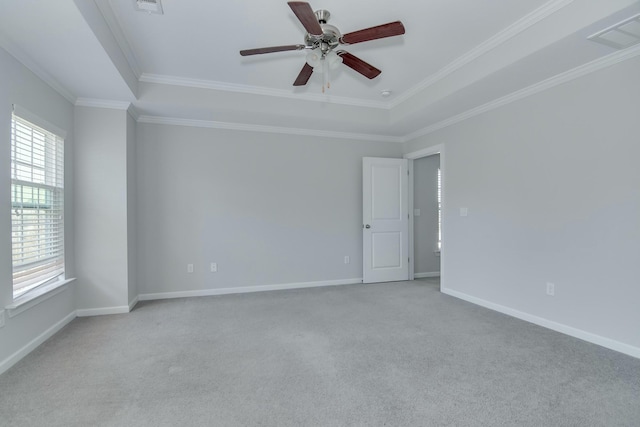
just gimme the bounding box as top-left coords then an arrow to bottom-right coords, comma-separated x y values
363,157 -> 409,283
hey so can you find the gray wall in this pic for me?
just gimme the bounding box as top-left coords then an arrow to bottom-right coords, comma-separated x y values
74,107 -> 130,310
0,47 -> 76,366
126,112 -> 137,304
136,124 -> 402,294
413,154 -> 440,275
404,56 -> 640,351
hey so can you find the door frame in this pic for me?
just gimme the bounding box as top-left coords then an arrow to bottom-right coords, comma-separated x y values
404,144 -> 445,286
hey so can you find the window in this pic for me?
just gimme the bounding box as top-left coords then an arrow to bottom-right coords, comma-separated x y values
10,113 -> 65,298
437,167 -> 442,250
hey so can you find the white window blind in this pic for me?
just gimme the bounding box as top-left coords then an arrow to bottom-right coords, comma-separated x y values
10,114 -> 65,298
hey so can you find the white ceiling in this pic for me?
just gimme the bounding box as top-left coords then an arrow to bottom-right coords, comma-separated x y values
1,0 -> 639,141
108,0 -> 547,100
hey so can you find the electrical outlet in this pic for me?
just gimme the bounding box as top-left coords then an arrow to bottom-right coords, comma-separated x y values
546,282 -> 555,296
210,262 -> 217,272
344,256 -> 350,264
187,264 -> 194,273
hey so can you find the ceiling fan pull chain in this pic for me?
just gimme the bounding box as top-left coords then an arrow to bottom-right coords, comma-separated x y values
322,57 -> 327,93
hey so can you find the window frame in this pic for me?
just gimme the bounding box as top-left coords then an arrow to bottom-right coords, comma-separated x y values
10,107 -> 66,300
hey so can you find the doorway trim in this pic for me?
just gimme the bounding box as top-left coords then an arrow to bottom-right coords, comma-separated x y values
404,144 -> 445,286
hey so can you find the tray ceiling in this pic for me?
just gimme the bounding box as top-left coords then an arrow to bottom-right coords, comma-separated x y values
0,0 -> 639,141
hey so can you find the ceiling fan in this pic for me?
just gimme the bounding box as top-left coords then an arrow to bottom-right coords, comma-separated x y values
239,1 -> 405,89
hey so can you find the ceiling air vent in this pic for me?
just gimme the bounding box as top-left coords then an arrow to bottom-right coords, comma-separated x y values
135,0 -> 163,15
588,14 -> 640,50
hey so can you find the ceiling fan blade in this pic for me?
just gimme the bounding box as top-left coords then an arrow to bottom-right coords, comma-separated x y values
341,21 -> 405,45
288,2 -> 323,36
293,63 -> 314,86
240,44 -> 305,56
337,51 -> 381,79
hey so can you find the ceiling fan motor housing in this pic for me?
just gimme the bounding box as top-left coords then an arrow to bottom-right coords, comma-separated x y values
304,10 -> 341,52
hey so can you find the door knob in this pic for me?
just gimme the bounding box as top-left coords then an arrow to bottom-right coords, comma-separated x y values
365,224 -> 371,229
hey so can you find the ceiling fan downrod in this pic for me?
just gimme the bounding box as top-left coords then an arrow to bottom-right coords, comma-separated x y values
315,9 -> 330,24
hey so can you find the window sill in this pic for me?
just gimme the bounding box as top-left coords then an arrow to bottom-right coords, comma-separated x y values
6,278 -> 76,318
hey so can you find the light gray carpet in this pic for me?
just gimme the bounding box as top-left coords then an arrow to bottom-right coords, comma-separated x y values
1,280 -> 639,426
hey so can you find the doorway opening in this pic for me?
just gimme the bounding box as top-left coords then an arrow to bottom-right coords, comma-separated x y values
405,144 -> 445,290
413,154 -> 441,285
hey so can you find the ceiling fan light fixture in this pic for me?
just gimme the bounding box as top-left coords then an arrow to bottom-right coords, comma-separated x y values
305,48 -> 322,68
326,50 -> 343,69
305,49 -> 342,72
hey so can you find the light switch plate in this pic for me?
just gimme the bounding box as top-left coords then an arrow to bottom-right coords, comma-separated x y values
460,207 -> 469,217
414,209 -> 421,216
546,282 -> 555,296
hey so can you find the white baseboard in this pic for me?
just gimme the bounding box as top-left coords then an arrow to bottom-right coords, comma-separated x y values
76,298 -> 139,317
128,296 -> 139,312
76,306 -> 130,317
0,310 -> 77,376
139,278 -> 363,301
414,272 -> 441,278
441,287 -> 640,360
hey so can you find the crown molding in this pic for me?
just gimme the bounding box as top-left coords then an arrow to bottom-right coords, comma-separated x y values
74,41 -> 640,144
137,115 -> 404,143
0,33 -> 77,104
93,0 -> 142,78
403,43 -> 640,142
70,97 -> 138,120
139,73 -> 391,110
75,98 -> 132,110
127,104 -> 140,120
390,0 -> 576,108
